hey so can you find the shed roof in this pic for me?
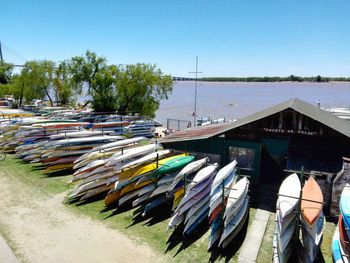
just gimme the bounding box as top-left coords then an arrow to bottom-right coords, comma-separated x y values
160,98 -> 350,143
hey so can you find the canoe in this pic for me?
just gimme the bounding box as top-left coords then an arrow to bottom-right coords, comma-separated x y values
209,169 -> 236,217
77,171 -> 119,186
273,229 -> 293,263
49,156 -> 79,166
150,183 -> 172,198
278,173 -> 301,220
80,184 -> 113,201
184,200 -> 210,234
209,198 -> 227,225
104,190 -> 121,206
118,189 -> 142,206
73,159 -> 107,175
224,177 -> 249,227
208,217 -> 222,250
210,160 -> 237,195
340,184 -> 350,230
171,157 -> 209,188
301,210 -> 325,247
184,207 -> 210,235
172,189 -> 184,211
167,212 -> 184,232
221,199 -> 249,249
143,195 -> 171,216
185,194 -> 211,224
88,136 -> 146,152
106,144 -> 159,167
150,155 -> 196,178
50,130 -> 115,140
114,149 -> 171,172
137,183 -> 156,196
132,192 -> 152,207
176,177 -> 214,216
339,214 -> 350,253
186,164 -> 219,192
301,176 -> 323,227
276,208 -> 296,235
91,121 -> 129,128
276,220 -> 295,254
219,197 -> 248,247
68,178 -> 109,198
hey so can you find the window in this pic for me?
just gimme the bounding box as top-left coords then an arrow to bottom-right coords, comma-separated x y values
229,146 -> 255,171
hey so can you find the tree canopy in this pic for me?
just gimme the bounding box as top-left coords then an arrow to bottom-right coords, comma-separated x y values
0,50 -> 174,117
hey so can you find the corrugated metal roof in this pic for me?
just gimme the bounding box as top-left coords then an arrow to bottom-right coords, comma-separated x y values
160,98 -> 350,143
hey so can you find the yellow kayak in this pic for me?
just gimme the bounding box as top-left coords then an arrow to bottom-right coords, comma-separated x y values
172,188 -> 184,210
104,190 -> 121,206
120,180 -> 153,197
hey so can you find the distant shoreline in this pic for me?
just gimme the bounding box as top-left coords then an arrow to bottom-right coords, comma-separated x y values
175,80 -> 350,84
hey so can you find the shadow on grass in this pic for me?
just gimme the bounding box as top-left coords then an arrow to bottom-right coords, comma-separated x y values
65,191 -> 107,206
44,169 -> 74,177
165,218 -> 210,257
208,212 -> 249,263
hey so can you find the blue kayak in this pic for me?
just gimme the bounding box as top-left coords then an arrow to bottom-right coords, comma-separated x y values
332,227 -> 343,263
339,184 -> 350,230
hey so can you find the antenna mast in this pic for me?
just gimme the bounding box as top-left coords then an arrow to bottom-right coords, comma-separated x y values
189,56 -> 202,127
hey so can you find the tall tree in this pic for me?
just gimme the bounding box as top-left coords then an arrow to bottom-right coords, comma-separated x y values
116,63 -> 173,117
53,60 -> 80,105
23,60 -> 56,105
0,61 -> 13,85
69,50 -> 107,95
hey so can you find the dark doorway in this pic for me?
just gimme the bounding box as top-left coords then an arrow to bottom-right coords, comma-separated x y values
259,146 -> 284,185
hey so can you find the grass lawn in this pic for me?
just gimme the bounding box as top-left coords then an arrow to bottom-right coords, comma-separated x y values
0,155 -> 336,262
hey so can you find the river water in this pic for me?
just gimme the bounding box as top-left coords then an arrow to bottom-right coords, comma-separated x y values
155,81 -> 350,125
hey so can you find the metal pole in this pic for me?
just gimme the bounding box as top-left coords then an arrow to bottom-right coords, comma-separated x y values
189,56 -> 202,127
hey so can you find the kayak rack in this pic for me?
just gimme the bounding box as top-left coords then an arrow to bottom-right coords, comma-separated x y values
275,166 -> 326,261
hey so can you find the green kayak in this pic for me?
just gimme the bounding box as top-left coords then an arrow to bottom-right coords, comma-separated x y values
151,155 -> 195,178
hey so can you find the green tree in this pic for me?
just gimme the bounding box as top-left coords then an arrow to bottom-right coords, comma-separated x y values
23,60 -> 56,105
0,61 -> 13,85
69,50 -> 107,94
116,63 -> 173,117
53,60 -> 80,106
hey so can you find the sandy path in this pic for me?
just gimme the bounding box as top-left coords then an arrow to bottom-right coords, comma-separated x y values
0,170 -> 158,263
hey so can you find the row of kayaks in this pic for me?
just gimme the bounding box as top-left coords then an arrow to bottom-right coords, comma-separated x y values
332,184 -> 350,263
274,173 -> 325,263
68,141 -> 251,249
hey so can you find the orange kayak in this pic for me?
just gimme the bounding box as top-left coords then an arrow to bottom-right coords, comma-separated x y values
301,176 -> 323,226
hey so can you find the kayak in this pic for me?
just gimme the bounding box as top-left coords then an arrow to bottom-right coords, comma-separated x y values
278,173 -> 301,220
210,160 -> 237,195
340,184 -> 350,230
301,176 -> 323,226
150,155 -> 196,178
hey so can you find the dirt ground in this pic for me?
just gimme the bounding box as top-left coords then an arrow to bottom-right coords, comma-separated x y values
0,169 -> 158,263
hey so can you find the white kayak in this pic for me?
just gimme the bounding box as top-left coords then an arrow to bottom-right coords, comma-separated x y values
186,164 -> 218,192
88,136 -> 146,153
223,177 -> 249,226
210,160 -> 237,195
278,173 -> 301,220
105,144 -> 159,167
219,197 -> 249,246
171,157 -> 209,188
167,212 -> 184,232
50,130 -> 115,140
209,170 -> 237,217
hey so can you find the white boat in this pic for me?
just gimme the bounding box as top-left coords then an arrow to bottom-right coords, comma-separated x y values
105,144 -> 159,167
219,197 -> 249,247
132,193 -> 152,207
167,212 -> 184,232
223,177 -> 249,227
171,157 -> 209,188
185,164 -> 218,192
183,200 -> 210,234
210,160 -> 237,195
278,173 -> 301,220
185,194 -> 211,224
88,136 -> 146,153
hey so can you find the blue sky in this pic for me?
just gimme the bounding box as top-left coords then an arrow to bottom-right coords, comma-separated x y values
1,0 -> 350,77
